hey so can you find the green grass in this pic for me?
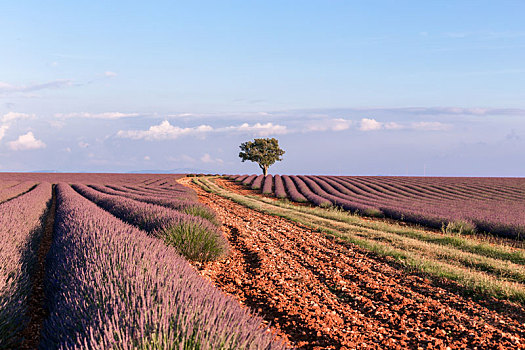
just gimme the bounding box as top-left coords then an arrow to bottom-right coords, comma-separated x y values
193,176 -> 525,304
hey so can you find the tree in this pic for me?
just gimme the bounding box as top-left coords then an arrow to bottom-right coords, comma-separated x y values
239,138 -> 285,176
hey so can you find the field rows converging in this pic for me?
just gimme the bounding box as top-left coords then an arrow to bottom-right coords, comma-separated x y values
2,172 -> 525,349
0,174 -> 287,349
226,174 -> 525,239
194,177 -> 525,304
0,182 -> 52,348
0,181 -> 38,204
41,183 -> 284,349
184,176 -> 525,349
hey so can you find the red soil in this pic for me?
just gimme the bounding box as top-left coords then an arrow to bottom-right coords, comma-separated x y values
181,177 -> 525,350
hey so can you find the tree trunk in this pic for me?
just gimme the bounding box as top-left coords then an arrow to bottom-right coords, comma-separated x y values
262,166 -> 268,176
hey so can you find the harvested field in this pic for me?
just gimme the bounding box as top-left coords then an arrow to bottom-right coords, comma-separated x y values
185,176 -> 525,349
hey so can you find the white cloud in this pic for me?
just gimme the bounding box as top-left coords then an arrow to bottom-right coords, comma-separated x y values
0,125 -> 8,141
359,118 -> 383,131
8,132 -> 46,150
220,122 -> 288,136
200,153 -> 224,164
0,112 -> 36,141
55,112 -> 139,119
306,118 -> 352,132
293,107 -> 525,117
49,120 -> 66,129
1,112 -> 35,123
117,120 -> 213,140
144,155 -> 151,161
411,121 -> 451,131
104,71 -> 118,78
384,122 -> 403,130
359,118 -> 450,132
78,141 -> 90,148
117,121 -> 286,140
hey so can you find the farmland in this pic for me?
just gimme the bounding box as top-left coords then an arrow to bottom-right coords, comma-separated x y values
228,174 -> 525,239
189,175 -> 525,348
0,173 -> 284,349
1,172 -> 524,349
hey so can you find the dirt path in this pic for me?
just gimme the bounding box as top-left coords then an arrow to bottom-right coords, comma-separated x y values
182,177 -> 525,349
20,186 -> 56,350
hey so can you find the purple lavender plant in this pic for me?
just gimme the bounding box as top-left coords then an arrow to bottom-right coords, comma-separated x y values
41,183 -> 287,349
273,175 -> 287,199
262,175 -> 274,195
72,184 -> 227,262
251,175 -> 265,191
0,183 -> 52,348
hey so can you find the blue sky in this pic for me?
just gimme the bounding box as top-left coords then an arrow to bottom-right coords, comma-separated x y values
1,1 -> 524,175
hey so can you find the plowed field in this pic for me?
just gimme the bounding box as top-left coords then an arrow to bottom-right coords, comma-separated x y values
182,177 -> 525,350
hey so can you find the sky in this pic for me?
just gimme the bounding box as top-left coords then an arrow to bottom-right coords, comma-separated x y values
0,1 -> 524,176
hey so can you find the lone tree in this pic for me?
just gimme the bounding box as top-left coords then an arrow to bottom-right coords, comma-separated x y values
239,138 -> 285,176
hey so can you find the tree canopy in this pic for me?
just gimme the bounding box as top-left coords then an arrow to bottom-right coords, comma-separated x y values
238,138 -> 285,176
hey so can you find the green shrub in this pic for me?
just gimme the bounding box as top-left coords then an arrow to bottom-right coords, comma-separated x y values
159,222 -> 228,262
443,220 -> 477,236
182,206 -> 220,226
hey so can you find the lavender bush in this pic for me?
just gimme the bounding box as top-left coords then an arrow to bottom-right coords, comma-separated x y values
302,176 -> 382,216
290,176 -> 331,207
236,174 -> 525,239
251,175 -> 264,191
235,175 -> 249,182
41,183 -> 286,349
72,184 -> 227,262
0,183 -> 51,348
89,184 -> 219,225
273,175 -> 287,199
262,175 -> 273,195
0,181 -> 37,203
281,176 -> 307,202
242,175 -> 257,186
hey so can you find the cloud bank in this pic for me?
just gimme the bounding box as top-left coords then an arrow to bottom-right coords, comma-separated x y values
8,132 -> 46,150
55,112 -> 140,119
117,120 -> 288,140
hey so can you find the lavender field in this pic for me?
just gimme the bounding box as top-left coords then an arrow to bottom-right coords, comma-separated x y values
0,173 -> 285,349
229,175 -> 525,239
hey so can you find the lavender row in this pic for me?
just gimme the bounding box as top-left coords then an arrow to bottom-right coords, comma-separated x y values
72,184 -> 227,262
0,180 -> 19,190
273,175 -> 287,198
242,174 -> 257,186
108,184 -> 193,201
119,183 -> 197,201
133,181 -> 198,198
0,183 -> 52,348
232,174 -> 525,238
301,176 -> 383,215
306,176 -> 525,237
289,176 -> 331,207
251,175 -> 264,190
327,177 -> 525,237
281,175 -> 307,203
306,176 -> 525,238
89,184 -> 218,225
262,175 -> 273,194
0,181 -> 37,203
41,183 -> 285,349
